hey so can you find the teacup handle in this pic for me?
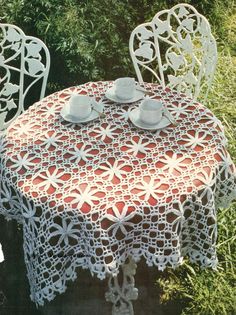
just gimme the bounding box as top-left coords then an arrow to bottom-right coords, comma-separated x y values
135,84 -> 154,96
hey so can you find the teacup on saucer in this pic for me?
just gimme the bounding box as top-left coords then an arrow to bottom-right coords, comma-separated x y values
139,99 -> 163,125
114,77 -> 136,100
67,94 -> 92,119
61,98 -> 104,124
129,108 -> 170,131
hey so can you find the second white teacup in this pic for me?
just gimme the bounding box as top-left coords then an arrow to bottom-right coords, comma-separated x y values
139,99 -> 163,125
115,77 -> 136,100
68,94 -> 92,119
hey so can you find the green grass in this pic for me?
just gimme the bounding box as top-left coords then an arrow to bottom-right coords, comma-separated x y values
156,203 -> 236,315
206,51 -> 236,160
155,7 -> 236,315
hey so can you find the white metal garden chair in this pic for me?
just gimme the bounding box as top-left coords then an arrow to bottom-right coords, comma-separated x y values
129,3 -> 217,101
0,23 -> 50,131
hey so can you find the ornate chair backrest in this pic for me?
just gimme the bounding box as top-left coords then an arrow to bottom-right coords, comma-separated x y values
129,4 -> 217,101
0,24 -> 50,131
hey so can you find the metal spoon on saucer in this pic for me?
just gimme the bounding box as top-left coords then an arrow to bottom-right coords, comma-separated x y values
136,85 -> 154,96
163,107 -> 177,126
91,100 -> 106,118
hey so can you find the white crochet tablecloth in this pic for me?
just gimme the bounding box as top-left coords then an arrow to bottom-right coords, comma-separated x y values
0,81 -> 236,306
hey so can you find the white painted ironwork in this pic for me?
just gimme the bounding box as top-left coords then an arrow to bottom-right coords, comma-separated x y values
105,257 -> 138,315
129,4 -> 217,101
0,24 -> 50,130
0,243 -> 4,263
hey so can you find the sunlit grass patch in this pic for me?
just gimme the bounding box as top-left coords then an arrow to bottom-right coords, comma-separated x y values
156,31 -> 236,315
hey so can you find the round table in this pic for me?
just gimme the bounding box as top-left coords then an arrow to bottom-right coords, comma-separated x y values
0,81 -> 236,313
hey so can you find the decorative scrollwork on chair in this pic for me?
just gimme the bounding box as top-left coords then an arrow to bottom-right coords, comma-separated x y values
0,24 -> 50,131
105,257 -> 138,315
129,4 -> 217,101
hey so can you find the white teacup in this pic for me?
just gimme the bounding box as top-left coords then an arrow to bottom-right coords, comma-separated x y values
68,94 -> 92,119
115,77 -> 136,100
139,99 -> 163,125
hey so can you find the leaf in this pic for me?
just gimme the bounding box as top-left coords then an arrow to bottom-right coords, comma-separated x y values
179,34 -> 193,53
186,273 -> 194,285
178,6 -> 189,18
184,263 -> 197,276
1,83 -> 19,97
182,18 -> 195,32
137,26 -> 153,40
26,42 -> 42,57
6,27 -> 22,42
134,43 -> 153,60
6,99 -> 17,110
168,74 -> 182,86
155,19 -> 169,35
167,52 -> 185,70
26,59 -> 45,75
183,293 -> 194,300
0,112 -> 7,128
184,72 -> 198,85
199,19 -> 210,36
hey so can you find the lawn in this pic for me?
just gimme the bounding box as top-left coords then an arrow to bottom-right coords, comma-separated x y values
155,6 -> 236,314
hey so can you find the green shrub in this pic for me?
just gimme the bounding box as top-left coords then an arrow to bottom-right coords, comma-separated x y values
0,0 -> 235,93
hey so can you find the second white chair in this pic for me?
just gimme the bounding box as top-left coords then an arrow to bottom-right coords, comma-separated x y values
129,3 -> 217,101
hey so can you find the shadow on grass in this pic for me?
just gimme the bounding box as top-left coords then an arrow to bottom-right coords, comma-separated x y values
0,215 -> 185,315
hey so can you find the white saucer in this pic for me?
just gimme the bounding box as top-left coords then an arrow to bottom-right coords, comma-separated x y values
60,100 -> 104,123
105,86 -> 144,103
129,108 -> 171,130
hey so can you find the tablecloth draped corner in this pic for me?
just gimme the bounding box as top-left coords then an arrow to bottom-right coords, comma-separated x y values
0,81 -> 236,306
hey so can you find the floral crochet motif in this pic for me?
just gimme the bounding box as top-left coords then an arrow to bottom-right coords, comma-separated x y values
0,81 -> 236,307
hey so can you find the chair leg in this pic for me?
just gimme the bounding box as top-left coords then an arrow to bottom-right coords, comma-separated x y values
105,257 -> 138,315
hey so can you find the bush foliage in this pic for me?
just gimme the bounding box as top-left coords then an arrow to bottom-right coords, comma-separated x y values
0,0 -> 235,92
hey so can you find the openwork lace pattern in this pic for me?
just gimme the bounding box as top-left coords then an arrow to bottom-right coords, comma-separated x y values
0,81 -> 235,306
